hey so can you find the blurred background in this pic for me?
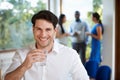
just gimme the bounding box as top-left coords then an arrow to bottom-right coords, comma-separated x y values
0,0 -> 117,80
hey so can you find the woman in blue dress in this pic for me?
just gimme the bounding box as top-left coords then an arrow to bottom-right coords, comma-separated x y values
86,12 -> 104,80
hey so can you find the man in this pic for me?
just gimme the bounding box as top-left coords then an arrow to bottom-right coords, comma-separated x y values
69,11 -> 89,65
4,10 -> 89,80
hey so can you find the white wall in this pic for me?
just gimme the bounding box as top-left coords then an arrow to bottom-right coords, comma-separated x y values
62,0 -> 93,20
49,0 -> 60,17
102,0 -> 115,79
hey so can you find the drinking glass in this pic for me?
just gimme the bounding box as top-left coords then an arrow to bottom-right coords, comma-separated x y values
39,50 -> 48,66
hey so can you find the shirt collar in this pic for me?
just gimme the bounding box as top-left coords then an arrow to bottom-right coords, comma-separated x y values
32,41 -> 59,55
52,41 -> 59,54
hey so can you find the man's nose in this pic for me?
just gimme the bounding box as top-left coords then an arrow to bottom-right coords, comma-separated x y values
40,30 -> 46,37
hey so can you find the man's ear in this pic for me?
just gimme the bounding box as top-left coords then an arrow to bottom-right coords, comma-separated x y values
54,27 -> 57,36
55,27 -> 58,32
54,27 -> 57,39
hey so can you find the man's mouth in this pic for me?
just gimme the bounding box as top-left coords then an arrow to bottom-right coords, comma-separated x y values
39,37 -> 48,42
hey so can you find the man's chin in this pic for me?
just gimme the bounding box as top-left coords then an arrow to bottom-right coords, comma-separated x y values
41,44 -> 48,48
39,43 -> 49,48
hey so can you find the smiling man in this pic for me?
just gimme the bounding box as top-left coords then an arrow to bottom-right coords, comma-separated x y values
4,10 -> 89,80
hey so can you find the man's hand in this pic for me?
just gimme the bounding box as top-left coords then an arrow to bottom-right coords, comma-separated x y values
22,49 -> 47,69
86,32 -> 91,36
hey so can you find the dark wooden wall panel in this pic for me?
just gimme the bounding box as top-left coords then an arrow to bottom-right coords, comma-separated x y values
115,0 -> 120,79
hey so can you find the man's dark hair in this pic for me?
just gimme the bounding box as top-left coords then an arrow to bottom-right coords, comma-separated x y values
75,11 -> 80,22
31,10 -> 58,29
75,11 -> 80,15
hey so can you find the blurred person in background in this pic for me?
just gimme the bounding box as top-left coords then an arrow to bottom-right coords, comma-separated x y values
56,14 -> 70,46
69,11 -> 90,65
86,12 -> 104,80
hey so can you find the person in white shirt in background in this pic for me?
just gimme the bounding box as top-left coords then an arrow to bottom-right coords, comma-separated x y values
4,10 -> 89,80
56,14 -> 70,46
69,11 -> 90,65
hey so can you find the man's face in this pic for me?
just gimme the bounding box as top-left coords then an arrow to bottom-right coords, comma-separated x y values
75,14 -> 80,19
33,19 -> 56,49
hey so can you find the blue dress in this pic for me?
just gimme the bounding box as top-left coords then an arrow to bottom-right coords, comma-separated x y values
89,23 -> 102,64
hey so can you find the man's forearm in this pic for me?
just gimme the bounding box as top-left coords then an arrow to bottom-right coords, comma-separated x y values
5,64 -> 27,80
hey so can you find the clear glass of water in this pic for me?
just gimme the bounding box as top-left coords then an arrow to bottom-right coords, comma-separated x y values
39,50 -> 48,66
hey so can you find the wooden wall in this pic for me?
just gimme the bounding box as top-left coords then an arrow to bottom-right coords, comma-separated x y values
115,0 -> 120,79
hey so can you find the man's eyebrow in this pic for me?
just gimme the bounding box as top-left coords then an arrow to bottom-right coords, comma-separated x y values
35,27 -> 41,28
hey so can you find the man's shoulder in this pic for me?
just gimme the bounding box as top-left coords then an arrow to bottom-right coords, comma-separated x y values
15,47 -> 33,59
57,43 -> 77,54
59,44 -> 79,59
70,21 -> 77,26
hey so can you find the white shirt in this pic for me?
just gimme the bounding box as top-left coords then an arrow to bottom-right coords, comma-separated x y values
5,42 -> 89,80
69,21 -> 89,43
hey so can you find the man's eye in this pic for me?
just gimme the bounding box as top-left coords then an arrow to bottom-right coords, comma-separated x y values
37,28 -> 41,30
46,28 -> 51,31
35,27 -> 41,30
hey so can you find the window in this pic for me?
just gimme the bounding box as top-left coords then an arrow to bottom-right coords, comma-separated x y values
0,0 -> 48,50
